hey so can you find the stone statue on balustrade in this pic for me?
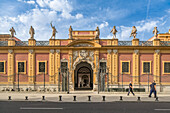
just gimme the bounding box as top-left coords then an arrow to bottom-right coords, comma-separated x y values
29,26 -> 35,39
50,22 -> 58,39
69,25 -> 73,39
130,26 -> 137,39
9,27 -> 16,38
153,27 -> 159,38
95,26 -> 100,39
110,26 -> 118,39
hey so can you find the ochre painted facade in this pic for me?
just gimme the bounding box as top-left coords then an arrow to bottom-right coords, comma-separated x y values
0,29 -> 170,92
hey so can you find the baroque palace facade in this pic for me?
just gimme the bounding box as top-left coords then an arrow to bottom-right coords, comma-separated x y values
0,26 -> 170,92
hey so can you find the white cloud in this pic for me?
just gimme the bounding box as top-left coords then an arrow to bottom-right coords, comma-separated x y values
99,21 -> 109,29
26,0 -> 35,4
75,13 -> 83,19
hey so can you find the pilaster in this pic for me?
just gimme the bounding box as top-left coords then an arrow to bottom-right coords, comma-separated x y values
107,49 -> 112,84
154,50 -> 160,84
8,38 -> 15,46
49,39 -> 55,46
132,38 -> 139,46
132,50 -> 139,84
112,39 -> 118,46
55,49 -> 60,85
68,50 -> 73,90
55,39 -> 60,46
94,50 -> 99,86
112,49 -> 118,84
8,49 -> 14,84
49,49 -> 55,84
107,40 -> 112,46
28,39 -> 36,46
153,39 -> 160,46
28,49 -> 35,84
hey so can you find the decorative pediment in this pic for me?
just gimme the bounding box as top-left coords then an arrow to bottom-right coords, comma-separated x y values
67,40 -> 101,47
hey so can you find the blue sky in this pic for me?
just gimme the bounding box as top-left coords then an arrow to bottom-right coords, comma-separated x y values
0,0 -> 169,41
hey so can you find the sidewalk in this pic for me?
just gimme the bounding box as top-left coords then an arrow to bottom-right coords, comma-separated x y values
0,91 -> 170,102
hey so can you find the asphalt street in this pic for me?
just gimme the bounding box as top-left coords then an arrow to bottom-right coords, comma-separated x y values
0,101 -> 170,113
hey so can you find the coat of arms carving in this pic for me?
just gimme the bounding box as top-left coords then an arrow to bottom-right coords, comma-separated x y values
80,50 -> 88,58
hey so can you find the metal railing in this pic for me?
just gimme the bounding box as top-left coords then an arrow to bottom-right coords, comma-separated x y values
36,41 -> 49,46
0,41 -> 8,46
139,41 -> 153,46
118,41 -> 132,46
15,41 -> 29,46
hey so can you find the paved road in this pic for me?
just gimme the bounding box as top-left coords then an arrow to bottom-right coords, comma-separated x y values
1,101 -> 170,113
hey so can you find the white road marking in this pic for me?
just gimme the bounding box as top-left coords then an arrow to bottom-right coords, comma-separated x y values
20,107 -> 63,110
154,109 -> 170,111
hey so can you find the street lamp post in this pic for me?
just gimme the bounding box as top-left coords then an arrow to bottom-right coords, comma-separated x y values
121,72 -> 123,92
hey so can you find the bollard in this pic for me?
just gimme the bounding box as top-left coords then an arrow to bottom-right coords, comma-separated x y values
137,97 -> 140,101
59,95 -> 62,101
8,96 -> 11,100
120,96 -> 123,101
42,96 -> 45,100
88,96 -> 91,101
25,96 -> 28,100
73,96 -> 76,101
102,96 -> 105,101
155,97 -> 159,101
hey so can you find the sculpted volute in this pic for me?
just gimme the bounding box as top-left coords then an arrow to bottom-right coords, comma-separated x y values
9,27 -> 16,38
110,26 -> 118,39
130,26 -> 137,39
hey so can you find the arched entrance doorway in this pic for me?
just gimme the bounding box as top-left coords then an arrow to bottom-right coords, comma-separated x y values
74,62 -> 93,90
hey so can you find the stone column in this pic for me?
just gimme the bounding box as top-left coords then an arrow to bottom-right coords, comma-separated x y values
94,50 -> 99,90
112,49 -> 118,84
107,49 -> 112,84
55,50 -> 60,85
8,49 -> 14,84
132,50 -> 139,84
132,38 -> 139,46
49,49 -> 55,84
154,50 -> 160,84
68,50 -> 73,90
28,49 -> 35,84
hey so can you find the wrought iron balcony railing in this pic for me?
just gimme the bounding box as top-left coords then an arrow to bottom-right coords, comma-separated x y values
160,41 -> 170,46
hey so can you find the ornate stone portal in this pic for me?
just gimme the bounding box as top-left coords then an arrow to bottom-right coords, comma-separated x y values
73,50 -> 94,70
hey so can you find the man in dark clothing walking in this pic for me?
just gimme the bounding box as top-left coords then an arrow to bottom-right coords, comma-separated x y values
127,81 -> 135,96
149,80 -> 157,98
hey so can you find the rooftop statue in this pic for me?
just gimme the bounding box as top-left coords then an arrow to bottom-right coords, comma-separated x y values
153,27 -> 159,38
130,26 -> 137,39
9,27 -> 16,38
29,26 -> 35,39
50,22 -> 57,39
69,25 -> 73,39
110,26 -> 118,39
95,26 -> 100,39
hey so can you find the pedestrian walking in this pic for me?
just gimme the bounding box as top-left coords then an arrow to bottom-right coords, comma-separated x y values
149,80 -> 157,98
127,81 -> 135,96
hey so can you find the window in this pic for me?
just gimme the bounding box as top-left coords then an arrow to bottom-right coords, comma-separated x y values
61,62 -> 68,73
17,61 -> 26,74
142,61 -> 151,74
100,62 -> 106,73
37,61 -> 47,74
163,62 -> 170,74
121,61 -> 130,74
0,61 -> 6,74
